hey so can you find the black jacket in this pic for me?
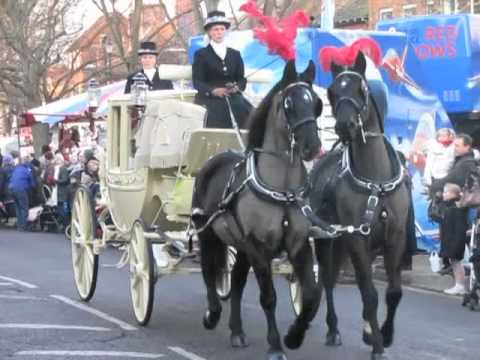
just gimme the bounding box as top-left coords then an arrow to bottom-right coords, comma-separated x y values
124,68 -> 173,94
431,150 -> 477,193
192,45 -> 247,100
192,45 -> 251,128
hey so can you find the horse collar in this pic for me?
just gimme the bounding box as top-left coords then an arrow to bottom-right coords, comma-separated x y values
340,140 -> 405,195
245,151 -> 308,203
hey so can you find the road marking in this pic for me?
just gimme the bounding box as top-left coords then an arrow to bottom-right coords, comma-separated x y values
50,295 -> 137,331
0,275 -> 38,289
0,324 -> 111,331
0,295 -> 45,300
169,347 -> 207,360
14,350 -> 164,358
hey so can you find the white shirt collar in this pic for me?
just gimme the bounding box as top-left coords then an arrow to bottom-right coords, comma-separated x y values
143,67 -> 156,82
210,40 -> 227,60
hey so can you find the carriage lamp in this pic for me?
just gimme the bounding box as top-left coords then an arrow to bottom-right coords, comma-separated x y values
87,78 -> 101,112
131,74 -> 148,108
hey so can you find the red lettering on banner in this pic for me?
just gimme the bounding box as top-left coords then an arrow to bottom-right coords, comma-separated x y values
430,45 -> 445,57
424,26 -> 436,41
446,43 -> 456,57
446,25 -> 457,41
417,24 -> 459,60
415,44 -> 430,60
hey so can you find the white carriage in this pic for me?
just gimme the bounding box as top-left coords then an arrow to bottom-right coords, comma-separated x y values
69,65 -> 299,325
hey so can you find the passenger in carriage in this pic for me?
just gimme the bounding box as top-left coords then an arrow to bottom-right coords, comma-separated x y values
124,41 -> 174,94
192,10 -> 252,129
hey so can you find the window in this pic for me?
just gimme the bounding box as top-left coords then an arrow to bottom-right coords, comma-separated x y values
426,0 -> 442,14
403,4 -> 417,17
379,8 -> 393,20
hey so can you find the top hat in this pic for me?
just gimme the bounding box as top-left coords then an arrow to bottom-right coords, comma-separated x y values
138,41 -> 158,56
204,10 -> 231,31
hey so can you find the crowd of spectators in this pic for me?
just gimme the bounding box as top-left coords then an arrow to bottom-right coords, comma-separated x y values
0,135 -> 100,232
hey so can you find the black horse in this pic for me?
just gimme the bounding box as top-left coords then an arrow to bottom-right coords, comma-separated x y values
192,60 -> 322,360
310,52 -> 410,360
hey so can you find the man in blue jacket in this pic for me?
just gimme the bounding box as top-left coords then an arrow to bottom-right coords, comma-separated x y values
8,160 -> 36,230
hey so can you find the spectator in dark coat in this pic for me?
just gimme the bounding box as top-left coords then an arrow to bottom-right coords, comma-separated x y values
431,134 -> 477,295
0,155 -> 14,202
8,160 -> 36,230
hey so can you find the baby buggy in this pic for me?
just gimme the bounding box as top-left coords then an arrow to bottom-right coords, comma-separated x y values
462,210 -> 480,311
38,184 -> 64,233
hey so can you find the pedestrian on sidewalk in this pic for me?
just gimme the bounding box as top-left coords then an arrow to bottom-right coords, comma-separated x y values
432,134 -> 477,295
8,159 -> 36,231
424,128 -> 456,271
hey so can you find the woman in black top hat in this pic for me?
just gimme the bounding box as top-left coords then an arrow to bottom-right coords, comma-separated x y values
192,11 -> 252,129
124,41 -> 174,94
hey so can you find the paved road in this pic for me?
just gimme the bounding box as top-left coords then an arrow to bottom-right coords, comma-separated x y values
0,228 -> 479,360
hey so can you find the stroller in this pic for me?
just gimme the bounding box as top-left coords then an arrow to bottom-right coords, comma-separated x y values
462,211 -> 480,311
38,185 -> 63,233
0,198 -> 16,225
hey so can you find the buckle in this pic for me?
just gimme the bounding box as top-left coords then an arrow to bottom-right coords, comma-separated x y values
367,195 -> 379,208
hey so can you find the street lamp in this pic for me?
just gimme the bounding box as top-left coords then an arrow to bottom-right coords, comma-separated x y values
87,78 -> 101,113
131,73 -> 147,108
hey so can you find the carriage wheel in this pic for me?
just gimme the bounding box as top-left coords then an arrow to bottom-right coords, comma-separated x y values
71,186 -> 99,302
287,272 -> 303,317
216,246 -> 236,301
129,220 -> 155,326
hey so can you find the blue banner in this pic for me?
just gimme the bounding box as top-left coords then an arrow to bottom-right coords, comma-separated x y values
377,14 -> 480,114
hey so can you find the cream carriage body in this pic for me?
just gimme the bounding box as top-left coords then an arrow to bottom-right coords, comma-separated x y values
69,66 -> 290,325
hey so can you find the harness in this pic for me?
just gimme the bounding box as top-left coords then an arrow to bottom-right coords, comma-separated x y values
192,81 -> 321,235
330,138 -> 406,236
321,71 -> 405,237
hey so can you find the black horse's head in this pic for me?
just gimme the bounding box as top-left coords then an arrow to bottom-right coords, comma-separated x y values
277,60 -> 323,161
328,52 -> 371,143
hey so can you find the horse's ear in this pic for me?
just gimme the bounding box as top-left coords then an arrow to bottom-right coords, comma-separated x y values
299,60 -> 316,84
282,60 -> 297,84
353,51 -> 367,75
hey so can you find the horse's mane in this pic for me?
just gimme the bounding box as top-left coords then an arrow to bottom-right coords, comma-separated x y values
246,80 -> 286,150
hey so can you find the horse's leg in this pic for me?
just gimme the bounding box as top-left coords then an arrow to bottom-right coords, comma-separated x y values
381,233 -> 405,348
199,228 -> 223,330
315,238 -> 344,346
284,241 -> 320,350
229,251 -> 251,348
348,238 -> 385,360
251,258 -> 286,360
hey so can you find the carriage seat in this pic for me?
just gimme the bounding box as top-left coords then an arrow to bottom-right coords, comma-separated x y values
134,98 -> 205,169
181,129 -> 248,176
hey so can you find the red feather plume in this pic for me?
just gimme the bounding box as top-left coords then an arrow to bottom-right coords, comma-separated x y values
319,37 -> 382,72
240,0 -> 310,60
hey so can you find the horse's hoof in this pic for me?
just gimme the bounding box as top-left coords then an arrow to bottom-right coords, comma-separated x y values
362,330 -> 373,346
381,325 -> 393,348
371,352 -> 388,360
284,324 -> 308,349
231,333 -> 249,348
202,309 -> 221,330
267,351 -> 287,360
325,331 -> 342,346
